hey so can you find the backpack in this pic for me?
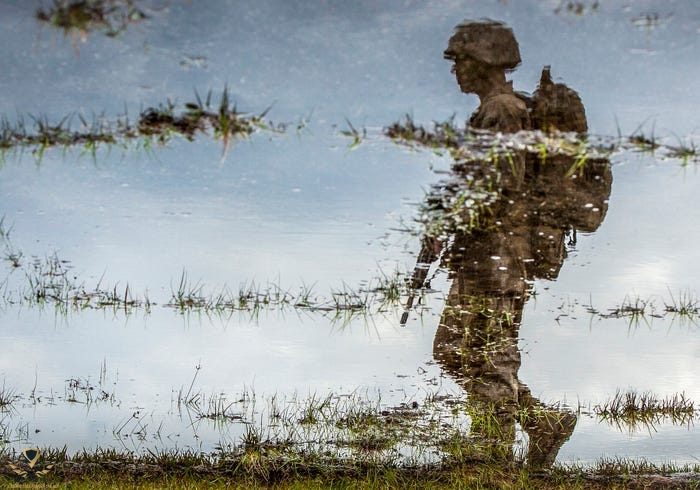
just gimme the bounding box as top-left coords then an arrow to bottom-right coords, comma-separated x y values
530,66 -> 588,133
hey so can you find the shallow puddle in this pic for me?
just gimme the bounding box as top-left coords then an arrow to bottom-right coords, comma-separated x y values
1,0 -> 700,468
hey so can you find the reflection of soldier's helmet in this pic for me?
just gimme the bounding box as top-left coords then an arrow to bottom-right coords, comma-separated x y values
444,20 -> 521,69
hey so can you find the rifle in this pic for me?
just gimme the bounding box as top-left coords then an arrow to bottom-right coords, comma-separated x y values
400,236 -> 442,326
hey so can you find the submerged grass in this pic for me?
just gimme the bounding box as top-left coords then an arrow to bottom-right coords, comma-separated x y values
382,113 -> 613,162
18,252 -> 147,313
166,370 -> 474,467
380,114 -> 697,168
0,382 -> 19,413
0,215 -> 13,242
0,233 -> 147,312
627,120 -> 660,154
665,289 -> 700,320
1,361 -> 119,413
595,389 -> 695,434
385,113 -> 463,154
340,118 -> 367,151
0,88 -> 282,163
165,269 -> 410,319
599,294 -> 652,329
65,376 -> 117,406
167,379 -> 470,468
4,375 -> 700,487
1,228 -> 411,318
583,290 -> 700,329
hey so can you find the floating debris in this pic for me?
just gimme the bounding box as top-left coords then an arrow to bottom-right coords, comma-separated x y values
36,0 -> 148,55
554,1 -> 600,17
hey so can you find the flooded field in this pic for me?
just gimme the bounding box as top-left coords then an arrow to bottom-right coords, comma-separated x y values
2,0 -> 700,474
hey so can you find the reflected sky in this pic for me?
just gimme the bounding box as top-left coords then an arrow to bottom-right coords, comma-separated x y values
1,1 -> 699,134
1,0 -> 700,463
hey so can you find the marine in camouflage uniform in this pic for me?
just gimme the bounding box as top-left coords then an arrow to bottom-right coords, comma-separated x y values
404,19 -> 608,467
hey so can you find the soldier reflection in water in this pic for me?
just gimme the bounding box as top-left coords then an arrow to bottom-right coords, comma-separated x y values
407,20 -> 612,466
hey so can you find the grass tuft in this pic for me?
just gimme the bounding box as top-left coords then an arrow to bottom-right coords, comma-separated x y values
664,288 -> 700,320
667,136 -> 698,166
339,118 -> 367,151
384,114 -> 463,154
595,389 -> 695,433
628,120 -> 660,154
587,290 -> 700,326
0,380 -> 19,412
0,89 -> 282,162
600,294 -> 651,327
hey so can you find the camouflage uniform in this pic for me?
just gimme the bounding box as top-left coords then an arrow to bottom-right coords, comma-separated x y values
469,83 -> 532,133
408,19 -> 603,466
430,152 -> 611,467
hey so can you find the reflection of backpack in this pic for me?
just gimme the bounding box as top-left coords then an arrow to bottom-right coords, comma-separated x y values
530,66 -> 587,133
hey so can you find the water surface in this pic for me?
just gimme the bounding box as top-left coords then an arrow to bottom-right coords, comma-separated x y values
1,0 -> 700,466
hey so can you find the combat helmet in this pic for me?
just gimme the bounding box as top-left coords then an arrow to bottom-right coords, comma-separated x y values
444,19 -> 521,69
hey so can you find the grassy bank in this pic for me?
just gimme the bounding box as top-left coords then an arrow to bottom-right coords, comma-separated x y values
4,387 -> 700,487
2,449 -> 700,489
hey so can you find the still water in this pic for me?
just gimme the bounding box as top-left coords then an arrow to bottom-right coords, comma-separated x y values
1,0 -> 700,466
